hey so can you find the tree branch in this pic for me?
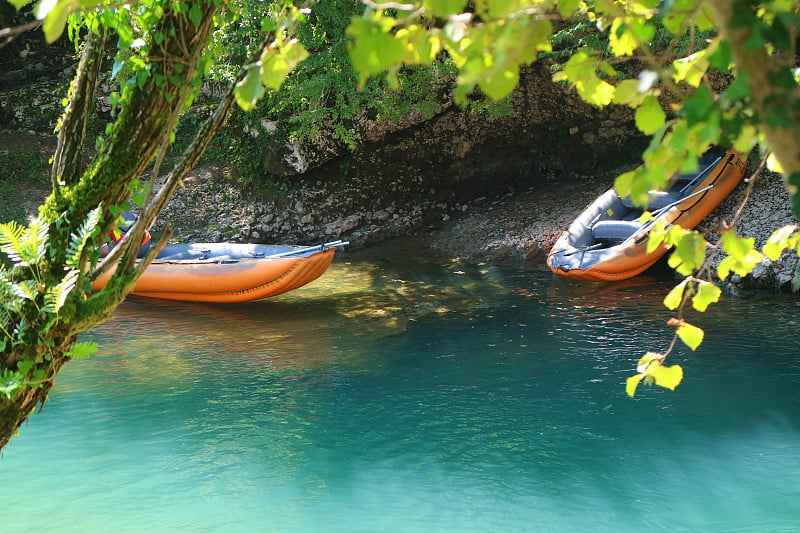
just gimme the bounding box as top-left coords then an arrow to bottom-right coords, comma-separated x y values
51,27 -> 108,189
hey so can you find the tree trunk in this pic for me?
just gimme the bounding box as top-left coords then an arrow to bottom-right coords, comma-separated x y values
0,0 -> 221,451
707,0 -> 800,186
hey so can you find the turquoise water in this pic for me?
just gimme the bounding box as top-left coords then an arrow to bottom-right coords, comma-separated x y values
2,242 -> 800,532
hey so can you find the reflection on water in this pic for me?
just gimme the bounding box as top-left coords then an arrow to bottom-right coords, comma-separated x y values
2,239 -> 800,532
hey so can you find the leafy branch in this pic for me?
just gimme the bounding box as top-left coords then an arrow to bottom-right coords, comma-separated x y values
627,151 -> 800,397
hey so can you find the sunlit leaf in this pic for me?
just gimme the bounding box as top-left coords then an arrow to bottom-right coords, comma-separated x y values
676,321 -> 704,351
636,351 -> 661,372
609,18 -> 637,57
667,231 -> 707,275
692,280 -> 721,312
560,51 -> 615,107
672,50 -> 710,88
767,152 -> 784,174
763,225 -> 799,261
732,124 -> 758,153
261,40 -> 309,90
613,79 -> 646,107
39,0 -> 75,43
717,231 -> 764,280
645,219 -> 670,253
396,25 -> 440,64
626,373 -> 643,397
649,363 -> 683,391
663,278 -> 688,310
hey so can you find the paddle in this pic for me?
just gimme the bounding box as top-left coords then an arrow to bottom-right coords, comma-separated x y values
267,240 -> 349,258
622,184 -> 715,242
678,156 -> 721,194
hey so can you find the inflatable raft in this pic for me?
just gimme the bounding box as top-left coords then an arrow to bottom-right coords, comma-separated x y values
92,241 -> 347,302
546,148 -> 746,281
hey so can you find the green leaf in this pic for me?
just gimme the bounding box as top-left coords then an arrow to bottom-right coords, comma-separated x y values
478,64 -> 519,101
613,79 -> 646,107
614,169 -> 635,198
347,16 -> 407,86
667,231 -> 707,276
9,0 -> 33,9
692,280 -> 721,312
483,0 -> 518,18
558,51 -> 616,107
424,0 -> 466,17
581,76 -> 615,107
0,221 -> 26,264
234,64 -> 264,112
66,341 -> 98,360
682,84 -> 714,126
677,321 -> 704,351
663,278 -> 689,310
558,0 -> 581,17
396,25 -> 440,64
708,39 -> 732,70
723,73 -> 751,103
645,219 -> 671,253
261,41 -> 309,91
188,4 -> 202,27
44,269 -> 79,314
635,95 -> 666,135
39,0 -> 74,44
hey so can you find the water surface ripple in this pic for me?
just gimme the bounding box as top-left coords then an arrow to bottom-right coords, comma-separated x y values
2,245 -> 799,532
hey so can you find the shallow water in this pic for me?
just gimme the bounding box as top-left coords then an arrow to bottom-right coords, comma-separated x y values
3,241 -> 800,532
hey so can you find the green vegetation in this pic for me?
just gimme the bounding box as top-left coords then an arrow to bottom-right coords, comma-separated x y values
0,150 -> 50,225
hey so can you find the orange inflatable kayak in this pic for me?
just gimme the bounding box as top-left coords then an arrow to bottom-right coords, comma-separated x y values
547,148 -> 746,281
92,241 -> 347,302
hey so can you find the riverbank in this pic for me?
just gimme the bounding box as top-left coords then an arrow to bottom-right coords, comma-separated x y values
150,149 -> 798,292
1,130 -> 797,292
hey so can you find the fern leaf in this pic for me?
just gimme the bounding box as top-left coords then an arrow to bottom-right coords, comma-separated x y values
30,218 -> 49,265
65,207 -> 103,270
0,265 -> 12,295
66,341 -> 98,360
0,298 -> 13,336
10,279 -> 38,302
0,221 -> 27,265
44,269 -> 79,314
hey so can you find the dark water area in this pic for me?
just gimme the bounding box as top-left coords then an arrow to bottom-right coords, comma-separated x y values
3,240 -> 800,532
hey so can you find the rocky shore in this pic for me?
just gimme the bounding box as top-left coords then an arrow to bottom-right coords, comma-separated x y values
153,156 -> 799,293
